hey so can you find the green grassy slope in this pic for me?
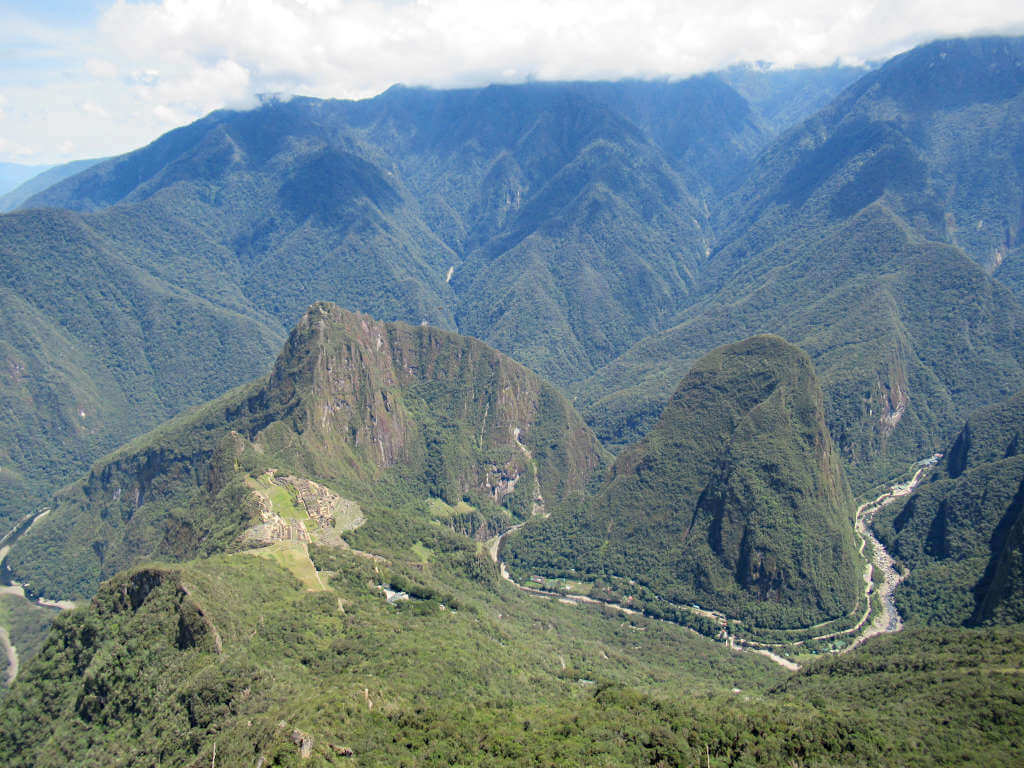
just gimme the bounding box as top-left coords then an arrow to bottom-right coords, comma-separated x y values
1,543 -> 1019,767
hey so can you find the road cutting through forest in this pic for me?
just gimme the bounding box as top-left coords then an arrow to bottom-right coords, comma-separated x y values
489,459 -> 936,672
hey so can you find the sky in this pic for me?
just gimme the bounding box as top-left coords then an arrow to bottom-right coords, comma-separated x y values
1,0 -> 1023,164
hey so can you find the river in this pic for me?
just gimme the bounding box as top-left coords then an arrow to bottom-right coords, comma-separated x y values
489,458 -> 936,671
0,508 -> 75,609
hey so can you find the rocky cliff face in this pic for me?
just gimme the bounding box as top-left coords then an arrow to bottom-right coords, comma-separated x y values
508,335 -> 860,628
8,303 -> 606,599
877,389 -> 1024,626
268,302 -> 604,506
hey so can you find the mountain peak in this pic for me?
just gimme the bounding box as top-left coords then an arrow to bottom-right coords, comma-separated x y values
508,334 -> 860,628
8,305 -> 606,598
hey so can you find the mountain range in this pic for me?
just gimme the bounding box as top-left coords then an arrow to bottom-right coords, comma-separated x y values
1,33 -> 1024,766
8,303 -> 604,600
0,63 -> 874,534
2,39 -> 1021,539
876,388 -> 1024,626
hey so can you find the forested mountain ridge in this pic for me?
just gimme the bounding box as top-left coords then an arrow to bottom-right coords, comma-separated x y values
1,37 -> 1024,766
0,75 -> 778,532
709,35 -> 1024,277
875,389 -> 1024,626
507,335 -> 861,628
0,208 -> 286,528
581,36 -> 1024,490
0,158 -> 103,213
7,303 -> 605,599
4,549 -> 1021,767
2,45 -> 1005,532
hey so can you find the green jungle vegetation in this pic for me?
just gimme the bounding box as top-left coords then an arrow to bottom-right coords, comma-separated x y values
0,208 -> 286,529
875,389 -> 1024,627
580,37 -> 1024,492
6,303 -> 605,600
0,74 -> 767,534
1,542 -> 1022,767
507,335 -> 862,629
2,34 -> 1024,766
0,594 -> 56,692
4,41 -> 1020,538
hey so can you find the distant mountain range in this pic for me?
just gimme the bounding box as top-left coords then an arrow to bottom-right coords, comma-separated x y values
0,159 -> 104,213
579,36 -> 1024,490
0,64 -> 863,531
0,163 -> 52,198
2,36 -> 1023,598
2,37 -> 1024,766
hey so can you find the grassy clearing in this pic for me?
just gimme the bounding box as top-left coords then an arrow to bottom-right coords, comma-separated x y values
251,472 -> 305,520
244,541 -> 323,591
426,497 -> 476,518
410,541 -> 433,563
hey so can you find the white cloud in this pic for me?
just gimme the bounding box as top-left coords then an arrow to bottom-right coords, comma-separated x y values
0,136 -> 35,159
80,101 -> 109,119
84,58 -> 118,79
1,0 -> 1024,162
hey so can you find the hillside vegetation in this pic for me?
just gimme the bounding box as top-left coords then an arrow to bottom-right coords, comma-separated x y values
3,43 -> 1023,530
581,37 -> 1024,491
1,39 -> 1024,764
1,541 -> 1020,767
876,389 -> 1024,626
508,336 -> 861,628
0,76 -> 771,532
8,304 -> 605,599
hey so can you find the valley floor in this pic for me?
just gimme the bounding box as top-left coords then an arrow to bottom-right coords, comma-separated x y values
494,459 -> 939,668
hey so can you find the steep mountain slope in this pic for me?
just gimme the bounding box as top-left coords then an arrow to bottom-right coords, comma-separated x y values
25,84 -> 727,383
718,62 -> 872,136
581,204 -> 1024,488
0,101 -> 459,531
3,512 -> 1019,766
509,336 -> 860,628
581,37 -> 1024,489
0,163 -> 51,197
0,209 -> 285,529
712,36 -> 1024,276
7,303 -> 605,599
0,77 -> 763,529
561,76 -> 765,194
6,39 -> 1024,532
0,158 -> 102,212
875,390 -> 1024,626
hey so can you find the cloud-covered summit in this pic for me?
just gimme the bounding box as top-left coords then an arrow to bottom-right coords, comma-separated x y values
1,0 -> 1023,163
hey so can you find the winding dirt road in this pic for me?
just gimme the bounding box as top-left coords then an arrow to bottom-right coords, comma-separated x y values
489,459 -> 935,672
0,626 -> 17,685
